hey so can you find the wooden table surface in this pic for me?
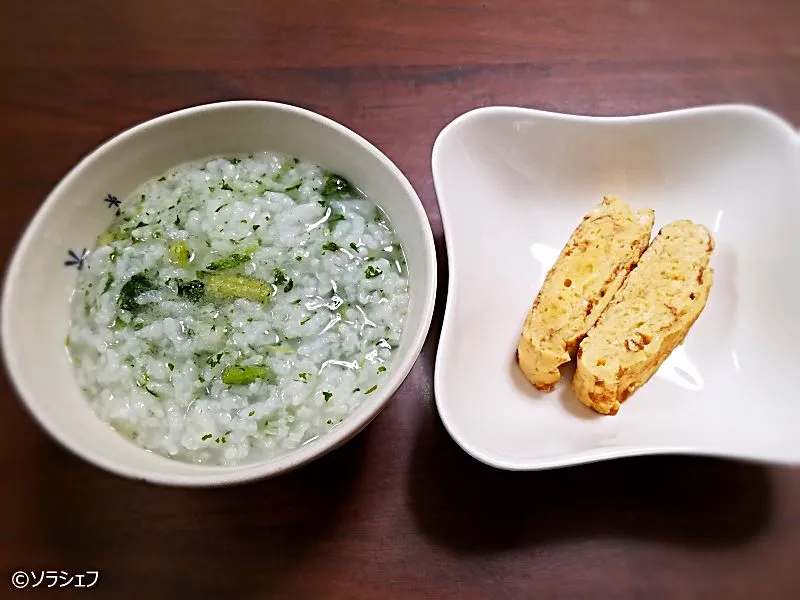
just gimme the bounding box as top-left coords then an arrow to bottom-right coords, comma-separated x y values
2,1 -> 800,598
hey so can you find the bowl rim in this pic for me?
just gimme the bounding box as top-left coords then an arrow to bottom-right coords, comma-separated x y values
1,100 -> 437,486
431,102 -> 800,471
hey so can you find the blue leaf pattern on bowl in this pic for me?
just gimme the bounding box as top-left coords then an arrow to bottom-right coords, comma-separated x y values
104,193 -> 121,216
65,193 -> 119,270
64,248 -> 87,270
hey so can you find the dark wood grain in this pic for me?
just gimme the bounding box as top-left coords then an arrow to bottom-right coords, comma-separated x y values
2,1 -> 799,598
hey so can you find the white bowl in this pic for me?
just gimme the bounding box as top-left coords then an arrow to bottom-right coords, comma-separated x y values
432,104 -> 800,470
2,100 -> 437,486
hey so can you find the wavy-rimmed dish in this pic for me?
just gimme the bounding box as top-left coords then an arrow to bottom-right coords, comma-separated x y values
433,104 -> 800,470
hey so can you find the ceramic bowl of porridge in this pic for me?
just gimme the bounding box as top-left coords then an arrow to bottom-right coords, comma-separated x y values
1,101 -> 436,486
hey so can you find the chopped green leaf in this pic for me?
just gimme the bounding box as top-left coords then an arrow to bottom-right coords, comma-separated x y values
291,298 -> 302,305
158,176 -> 166,182
273,268 -> 287,285
295,256 -> 302,262
209,186 -> 216,193
168,362 -> 174,371
322,391 -> 332,402
266,345 -> 294,354
118,273 -> 154,312
177,279 -> 205,302
145,387 -> 159,398
168,240 -> 192,266
201,434 -> 212,441
300,316 -> 312,325
96,231 -> 115,247
322,242 -> 339,252
206,252 -> 251,271
377,365 -> 387,373
365,385 -> 378,394
321,173 -> 355,197
206,352 -> 224,368
283,182 -> 302,192
229,157 -> 241,165
283,279 -> 294,293
252,224 -> 260,231
102,274 -> 115,294
298,372 -> 310,381
205,273 -> 271,303
222,364 -> 276,385
349,242 -> 359,252
328,212 -> 345,231
365,265 -> 382,279
220,181 -> 234,191
248,410 -> 255,416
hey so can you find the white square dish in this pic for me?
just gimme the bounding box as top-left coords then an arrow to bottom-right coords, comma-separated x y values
432,105 -> 800,470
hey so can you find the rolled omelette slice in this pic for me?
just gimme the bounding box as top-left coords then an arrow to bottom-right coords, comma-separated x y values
573,220 -> 714,415
517,196 -> 655,391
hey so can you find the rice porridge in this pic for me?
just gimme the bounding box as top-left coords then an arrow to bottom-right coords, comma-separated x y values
66,152 -> 409,466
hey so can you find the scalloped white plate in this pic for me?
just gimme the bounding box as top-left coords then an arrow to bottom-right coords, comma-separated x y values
432,105 -> 800,470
